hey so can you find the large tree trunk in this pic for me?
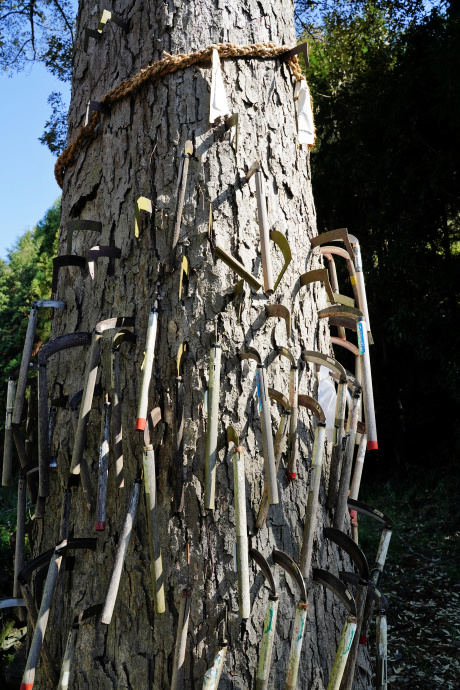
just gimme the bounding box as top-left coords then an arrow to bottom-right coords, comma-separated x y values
29,1 -> 374,688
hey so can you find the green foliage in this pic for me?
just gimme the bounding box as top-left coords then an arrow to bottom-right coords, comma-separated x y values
305,2 -> 460,465
0,0 -> 75,80
39,91 -> 68,155
0,199 -> 60,379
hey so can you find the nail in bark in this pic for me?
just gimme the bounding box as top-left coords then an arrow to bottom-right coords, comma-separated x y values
312,569 -> 357,690
143,407 -> 165,614
136,304 -> 158,431
101,478 -> 142,624
13,300 -> 65,429
227,426 -> 250,619
171,541 -> 192,690
272,550 -> 308,690
95,398 -> 111,531
2,377 -> 17,485
256,389 -> 290,531
204,342 -> 222,510
239,349 -> 278,505
298,395 -> 326,577
249,548 -> 278,690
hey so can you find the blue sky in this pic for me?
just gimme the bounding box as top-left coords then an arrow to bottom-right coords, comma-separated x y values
0,66 -> 71,260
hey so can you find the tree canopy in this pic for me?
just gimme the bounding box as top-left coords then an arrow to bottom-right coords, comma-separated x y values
306,1 -> 460,467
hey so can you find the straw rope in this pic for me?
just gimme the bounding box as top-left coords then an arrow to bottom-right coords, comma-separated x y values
55,42 -> 305,188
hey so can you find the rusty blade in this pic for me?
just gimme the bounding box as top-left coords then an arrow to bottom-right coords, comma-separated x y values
301,350 -> 346,379
272,550 -> 307,602
297,394 -> 325,423
268,388 -> 290,411
238,348 -> 261,364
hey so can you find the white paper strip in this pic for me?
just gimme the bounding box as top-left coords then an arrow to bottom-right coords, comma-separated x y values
210,48 -> 230,124
295,79 -> 315,145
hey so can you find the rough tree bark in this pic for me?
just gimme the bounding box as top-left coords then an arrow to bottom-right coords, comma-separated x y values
28,0 -> 374,688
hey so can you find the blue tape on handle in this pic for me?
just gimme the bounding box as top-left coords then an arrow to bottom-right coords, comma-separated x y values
256,372 -> 262,411
357,321 -> 366,354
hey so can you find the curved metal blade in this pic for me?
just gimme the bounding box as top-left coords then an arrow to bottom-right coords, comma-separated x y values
226,425 -> 239,447
330,337 -> 360,357
249,548 -> 276,596
87,245 -> 121,278
265,304 -> 291,338
215,245 -> 262,292
339,572 -> 389,611
38,333 -> 92,364
329,317 -> 359,333
112,328 -> 136,350
297,394 -> 325,423
300,268 -> 335,303
310,228 -> 354,261
176,343 -> 187,376
268,388 -> 291,410
301,350 -> 346,379
312,568 -> 356,616
347,499 -> 394,529
270,230 -> 292,292
144,407 -> 162,446
318,305 -> 363,322
272,550 -> 307,602
74,602 -> 104,626
96,316 -> 135,334
275,345 -> 295,366
66,219 -> 102,254
238,347 -> 261,364
324,528 -> 369,580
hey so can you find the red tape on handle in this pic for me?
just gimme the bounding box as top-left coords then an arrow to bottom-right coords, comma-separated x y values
286,471 -> 297,481
136,418 -> 146,431
359,635 -> 368,645
367,440 -> 378,451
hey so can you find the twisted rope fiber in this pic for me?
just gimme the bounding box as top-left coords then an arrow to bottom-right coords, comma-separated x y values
55,42 -> 304,188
